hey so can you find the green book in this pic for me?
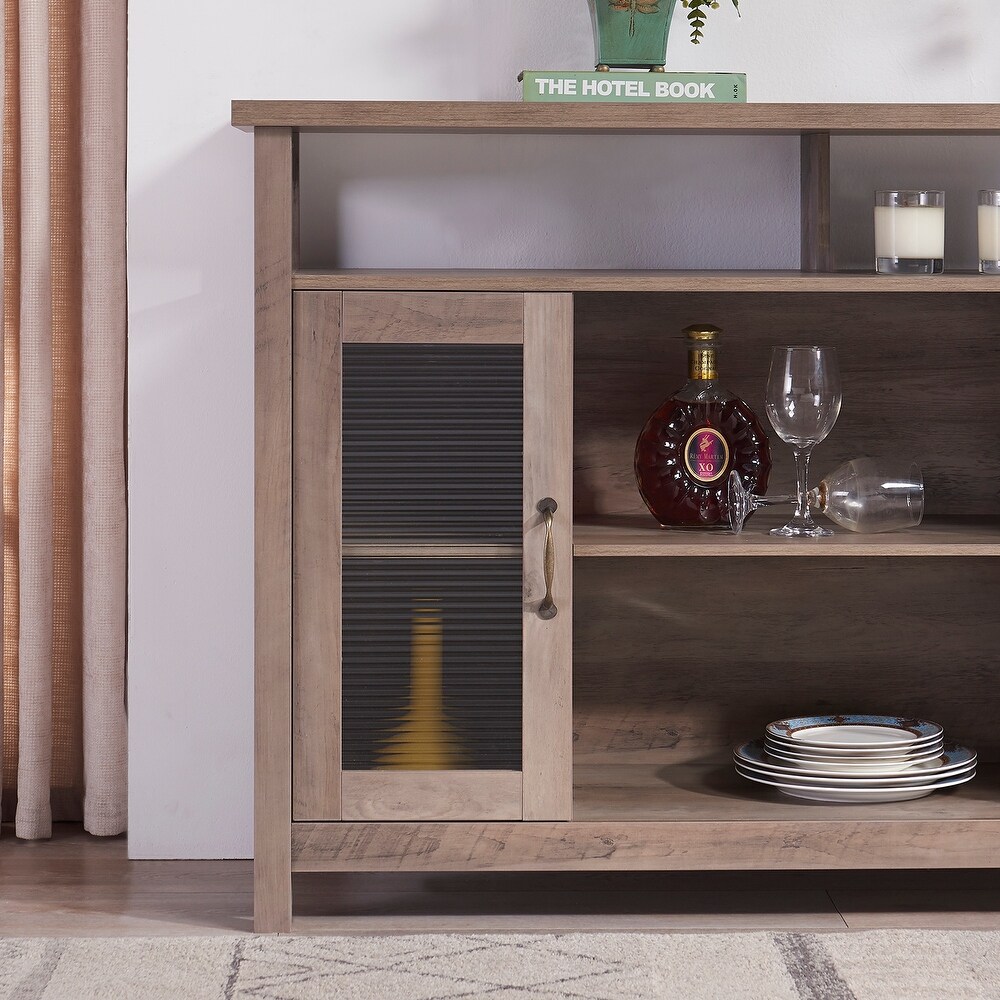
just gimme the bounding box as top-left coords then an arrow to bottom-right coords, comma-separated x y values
519,70 -> 746,104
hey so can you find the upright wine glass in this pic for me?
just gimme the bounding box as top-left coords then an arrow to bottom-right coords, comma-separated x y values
765,347 -> 842,538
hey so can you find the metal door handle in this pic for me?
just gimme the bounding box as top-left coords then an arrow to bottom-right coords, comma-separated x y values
537,498 -> 558,620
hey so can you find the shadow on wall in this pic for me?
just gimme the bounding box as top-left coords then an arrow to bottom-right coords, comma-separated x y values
298,130 -> 801,270
297,2 -> 999,272
829,5 -> 1000,271
127,122 -> 257,857
916,5 -> 975,69
832,135 -> 1000,272
296,1 -> 800,271
393,2 -> 594,100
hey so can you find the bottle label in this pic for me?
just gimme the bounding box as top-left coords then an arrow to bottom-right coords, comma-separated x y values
683,427 -> 730,484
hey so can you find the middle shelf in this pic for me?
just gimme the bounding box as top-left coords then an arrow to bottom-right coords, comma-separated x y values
294,269 -> 1000,293
573,513 -> 1000,557
337,515 -> 1000,559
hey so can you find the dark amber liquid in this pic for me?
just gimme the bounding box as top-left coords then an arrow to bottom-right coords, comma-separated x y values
635,386 -> 772,529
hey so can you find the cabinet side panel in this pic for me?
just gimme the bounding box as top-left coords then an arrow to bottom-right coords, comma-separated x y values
522,293 -> 574,821
801,131 -> 832,271
293,292 -> 343,820
255,127 -> 294,932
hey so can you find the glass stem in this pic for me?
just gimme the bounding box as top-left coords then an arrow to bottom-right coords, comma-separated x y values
752,494 -> 797,507
793,447 -> 817,528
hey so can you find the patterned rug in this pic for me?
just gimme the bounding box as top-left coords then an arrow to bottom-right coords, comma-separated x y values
1,930 -> 998,999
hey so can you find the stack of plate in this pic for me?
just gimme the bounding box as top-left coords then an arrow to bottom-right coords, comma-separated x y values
734,715 -> 976,803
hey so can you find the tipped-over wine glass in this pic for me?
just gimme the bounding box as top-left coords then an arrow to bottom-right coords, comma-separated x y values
728,459 -> 924,535
765,346 -> 842,537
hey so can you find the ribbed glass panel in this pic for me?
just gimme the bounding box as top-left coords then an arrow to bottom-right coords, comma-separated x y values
342,558 -> 522,770
342,344 -> 523,543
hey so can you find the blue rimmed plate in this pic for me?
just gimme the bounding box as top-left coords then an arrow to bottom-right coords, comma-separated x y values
764,735 -> 944,760
766,715 -> 944,750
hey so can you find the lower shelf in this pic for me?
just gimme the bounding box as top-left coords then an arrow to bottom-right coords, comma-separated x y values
573,761 -> 1000,823
573,514 -> 1000,557
290,764 -> 1000,873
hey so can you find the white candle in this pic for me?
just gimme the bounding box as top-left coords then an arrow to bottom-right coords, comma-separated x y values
979,204 -> 1000,263
874,205 -> 945,260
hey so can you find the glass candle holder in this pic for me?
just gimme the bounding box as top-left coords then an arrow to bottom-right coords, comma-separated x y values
979,190 -> 1000,275
874,190 -> 945,275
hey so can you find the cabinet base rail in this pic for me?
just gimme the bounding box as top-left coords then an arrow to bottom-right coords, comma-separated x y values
289,820 -> 1000,872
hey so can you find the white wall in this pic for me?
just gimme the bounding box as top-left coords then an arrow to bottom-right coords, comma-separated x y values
127,0 -> 1000,858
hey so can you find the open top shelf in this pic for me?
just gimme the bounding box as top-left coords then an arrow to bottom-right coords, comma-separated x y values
574,514 -> 1000,557
294,269 -> 1000,293
233,101 -> 1000,135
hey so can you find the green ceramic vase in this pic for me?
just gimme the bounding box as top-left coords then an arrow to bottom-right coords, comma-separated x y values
589,0 -> 678,70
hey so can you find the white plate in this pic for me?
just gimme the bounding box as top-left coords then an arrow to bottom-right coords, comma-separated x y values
763,736 -> 944,760
735,758 -> 975,787
762,743 -> 946,772
766,716 -> 944,750
735,766 -> 975,803
737,740 -> 976,781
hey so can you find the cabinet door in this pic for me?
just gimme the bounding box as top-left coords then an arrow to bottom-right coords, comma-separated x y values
293,290 -> 572,822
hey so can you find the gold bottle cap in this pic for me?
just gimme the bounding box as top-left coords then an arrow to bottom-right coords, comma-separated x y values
685,324 -> 720,380
683,324 -> 722,342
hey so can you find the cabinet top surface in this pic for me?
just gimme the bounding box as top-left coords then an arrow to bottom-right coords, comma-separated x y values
231,101 -> 1000,134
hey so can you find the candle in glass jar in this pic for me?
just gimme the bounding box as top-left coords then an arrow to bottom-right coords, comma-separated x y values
874,191 -> 945,274
979,190 -> 1000,274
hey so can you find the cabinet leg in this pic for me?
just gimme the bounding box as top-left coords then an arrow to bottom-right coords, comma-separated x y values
254,859 -> 292,933
253,124 -> 295,937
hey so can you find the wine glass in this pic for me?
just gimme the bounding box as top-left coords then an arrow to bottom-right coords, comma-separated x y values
765,347 -> 842,538
728,460 -> 924,535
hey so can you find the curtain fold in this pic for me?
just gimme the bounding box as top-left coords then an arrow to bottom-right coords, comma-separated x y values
80,0 -> 126,836
1,0 -> 127,840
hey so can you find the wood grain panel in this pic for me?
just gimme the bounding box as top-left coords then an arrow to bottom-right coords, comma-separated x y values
573,557 -> 1000,765
574,291 -> 1000,519
292,819 -> 1000,873
522,294 -> 574,821
292,292 -> 342,821
342,291 -> 523,343
254,127 -> 294,933
801,132 -> 832,271
232,102 -> 1000,135
295,270 -> 1000,293
342,771 -> 522,821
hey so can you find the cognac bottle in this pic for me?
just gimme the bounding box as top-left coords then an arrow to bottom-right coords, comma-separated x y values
634,324 -> 771,529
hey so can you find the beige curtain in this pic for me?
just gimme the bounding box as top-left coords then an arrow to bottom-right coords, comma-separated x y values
1,0 -> 126,839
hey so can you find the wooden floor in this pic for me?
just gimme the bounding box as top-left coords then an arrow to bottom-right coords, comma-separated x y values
1,825 -> 999,935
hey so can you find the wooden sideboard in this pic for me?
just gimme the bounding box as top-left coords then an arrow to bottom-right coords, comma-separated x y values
235,101 -> 1000,932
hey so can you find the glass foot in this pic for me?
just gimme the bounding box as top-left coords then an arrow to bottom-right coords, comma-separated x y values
875,256 -> 943,275
769,523 -> 834,538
